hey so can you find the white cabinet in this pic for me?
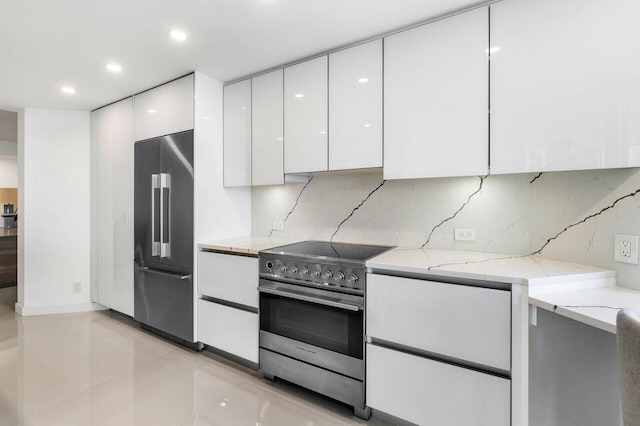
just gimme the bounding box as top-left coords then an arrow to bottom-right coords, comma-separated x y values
490,0 -> 640,174
367,273 -> 511,371
198,300 -> 259,363
133,74 -> 194,141
329,40 -> 382,170
366,344 -> 510,426
197,251 -> 259,363
252,70 -> 284,186
366,272 -> 514,425
384,7 -> 489,180
197,251 -> 258,308
284,56 -> 328,174
223,80 -> 252,187
93,98 -> 134,316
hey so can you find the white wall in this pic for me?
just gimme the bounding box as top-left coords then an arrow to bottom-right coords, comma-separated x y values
17,108 -> 97,315
0,157 -> 17,187
0,140 -> 17,157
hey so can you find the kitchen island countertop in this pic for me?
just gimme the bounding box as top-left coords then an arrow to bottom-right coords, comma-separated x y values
0,227 -> 17,238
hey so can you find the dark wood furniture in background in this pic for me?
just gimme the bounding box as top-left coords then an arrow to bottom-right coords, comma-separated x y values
0,229 -> 17,288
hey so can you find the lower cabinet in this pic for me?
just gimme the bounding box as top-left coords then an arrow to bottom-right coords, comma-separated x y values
197,299 -> 259,363
366,344 -> 510,426
366,272 -> 514,424
197,250 -> 260,364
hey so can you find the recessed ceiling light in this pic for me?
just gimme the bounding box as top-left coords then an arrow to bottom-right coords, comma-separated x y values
105,63 -> 122,73
60,86 -> 76,95
358,77 -> 369,83
486,46 -> 501,54
147,109 -> 157,114
319,131 -> 326,134
203,116 -> 211,120
294,94 -> 304,98
168,29 -> 188,41
363,123 -> 371,128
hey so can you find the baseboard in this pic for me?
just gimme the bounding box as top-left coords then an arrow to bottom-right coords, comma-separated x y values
15,302 -> 108,316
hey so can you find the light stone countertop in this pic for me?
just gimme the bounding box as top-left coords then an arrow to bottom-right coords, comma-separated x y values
196,241 -> 629,333
528,285 -> 640,334
365,247 -> 615,286
366,247 -> 631,333
198,236 -> 301,257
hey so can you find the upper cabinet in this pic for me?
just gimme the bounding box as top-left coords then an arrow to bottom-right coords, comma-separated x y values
284,56 -> 328,174
384,7 -> 489,180
93,97 -> 135,317
490,0 -> 640,174
252,70 -> 284,186
223,80 -> 252,187
134,74 -> 194,142
329,40 -> 383,171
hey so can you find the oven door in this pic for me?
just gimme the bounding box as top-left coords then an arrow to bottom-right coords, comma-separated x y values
258,279 -> 364,379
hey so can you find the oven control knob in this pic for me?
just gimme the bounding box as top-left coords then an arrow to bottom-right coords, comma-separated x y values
346,273 -> 359,286
321,270 -> 333,281
299,267 -> 309,277
335,271 -> 345,282
287,265 -> 298,275
275,263 -> 287,274
311,268 -> 321,278
265,261 -> 273,270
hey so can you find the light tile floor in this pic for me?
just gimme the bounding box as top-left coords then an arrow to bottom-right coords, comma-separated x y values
0,287 -> 390,426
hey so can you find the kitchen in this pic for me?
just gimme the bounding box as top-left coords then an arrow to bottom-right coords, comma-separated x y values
2,0 -> 640,424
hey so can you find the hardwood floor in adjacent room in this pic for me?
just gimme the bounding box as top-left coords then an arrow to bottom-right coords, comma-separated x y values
0,287 -> 388,426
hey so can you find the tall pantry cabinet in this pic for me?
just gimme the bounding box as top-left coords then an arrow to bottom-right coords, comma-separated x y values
91,98 -> 135,316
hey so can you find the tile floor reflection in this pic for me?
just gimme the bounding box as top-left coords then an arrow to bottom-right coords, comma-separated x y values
0,288 -> 389,425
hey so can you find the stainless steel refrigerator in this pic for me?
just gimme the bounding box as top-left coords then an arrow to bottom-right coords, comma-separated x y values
134,130 -> 194,343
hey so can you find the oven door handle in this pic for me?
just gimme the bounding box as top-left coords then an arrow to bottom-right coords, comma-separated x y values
258,283 -> 362,312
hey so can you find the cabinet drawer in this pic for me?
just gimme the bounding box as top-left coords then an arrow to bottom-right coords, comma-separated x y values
198,251 -> 258,308
366,344 -> 510,426
197,300 -> 259,363
367,273 -> 511,371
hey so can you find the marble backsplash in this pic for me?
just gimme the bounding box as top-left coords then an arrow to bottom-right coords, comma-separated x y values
252,169 -> 531,254
252,167 -> 640,291
529,168 -> 640,291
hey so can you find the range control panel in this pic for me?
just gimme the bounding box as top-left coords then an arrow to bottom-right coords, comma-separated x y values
259,254 -> 365,293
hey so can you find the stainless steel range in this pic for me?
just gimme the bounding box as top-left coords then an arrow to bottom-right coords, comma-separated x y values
258,241 -> 394,419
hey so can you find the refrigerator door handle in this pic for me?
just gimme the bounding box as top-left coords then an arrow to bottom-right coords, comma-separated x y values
160,173 -> 171,258
135,266 -> 191,281
151,174 -> 160,256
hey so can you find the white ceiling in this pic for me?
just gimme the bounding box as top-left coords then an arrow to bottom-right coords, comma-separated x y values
0,0 -> 486,112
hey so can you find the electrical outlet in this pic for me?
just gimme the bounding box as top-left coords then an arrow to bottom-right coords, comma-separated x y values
73,281 -> 82,294
454,228 -> 476,242
273,221 -> 285,231
615,234 -> 639,264
622,241 -> 631,257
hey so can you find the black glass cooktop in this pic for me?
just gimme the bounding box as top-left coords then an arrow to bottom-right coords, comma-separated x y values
264,241 -> 394,261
